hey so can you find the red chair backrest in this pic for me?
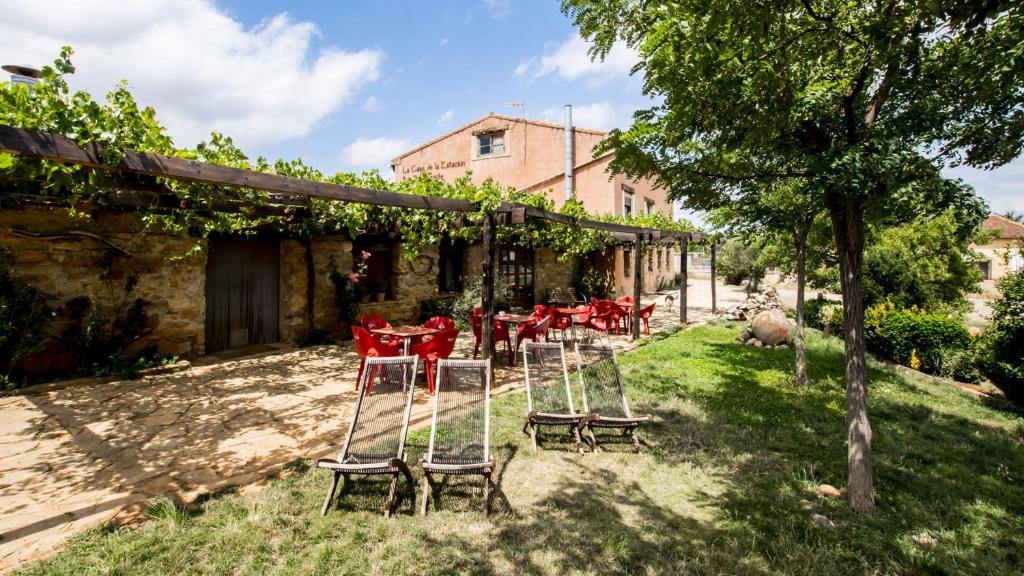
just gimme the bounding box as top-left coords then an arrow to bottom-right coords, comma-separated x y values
352,326 -> 398,357
640,303 -> 656,318
589,296 -> 600,307
616,296 -> 634,304
361,315 -> 391,331
520,315 -> 551,339
472,307 -> 482,316
471,314 -> 482,338
423,316 -> 456,331
413,329 -> 459,360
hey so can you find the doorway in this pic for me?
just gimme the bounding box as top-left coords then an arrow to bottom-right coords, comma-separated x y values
205,237 -> 280,352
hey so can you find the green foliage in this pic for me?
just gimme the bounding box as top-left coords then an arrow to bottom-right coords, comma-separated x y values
0,251 -> 54,388
938,343 -> 984,384
803,298 -> 830,330
861,212 -> 983,312
576,266 -> 609,299
418,295 -> 459,325
63,295 -> 154,378
450,276 -> 510,326
979,270 -> 1024,402
716,238 -> 766,290
0,50 -> 697,266
864,303 -> 970,375
329,270 -> 363,331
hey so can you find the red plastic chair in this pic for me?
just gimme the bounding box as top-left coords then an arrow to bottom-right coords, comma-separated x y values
410,329 -> 459,394
471,313 -> 513,363
514,315 -> 551,362
351,326 -> 401,391
583,307 -> 615,338
596,301 -> 624,335
615,296 -> 634,305
639,303 -> 656,335
361,315 -> 391,331
551,308 -> 573,340
423,316 -> 456,331
589,296 -> 600,308
532,304 -> 548,317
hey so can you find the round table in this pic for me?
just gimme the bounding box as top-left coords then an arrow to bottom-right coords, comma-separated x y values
370,325 -> 442,355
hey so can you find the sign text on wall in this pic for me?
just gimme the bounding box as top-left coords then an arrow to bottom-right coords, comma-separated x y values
401,159 -> 467,174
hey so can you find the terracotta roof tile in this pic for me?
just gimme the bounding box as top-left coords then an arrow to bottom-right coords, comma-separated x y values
982,213 -> 1024,239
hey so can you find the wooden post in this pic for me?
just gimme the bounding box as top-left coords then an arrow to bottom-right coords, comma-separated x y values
679,236 -> 688,326
481,213 -> 495,380
632,233 -> 643,340
710,238 -> 718,315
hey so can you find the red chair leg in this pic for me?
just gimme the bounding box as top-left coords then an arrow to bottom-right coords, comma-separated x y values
425,360 -> 436,395
473,337 -> 480,359
355,358 -> 366,391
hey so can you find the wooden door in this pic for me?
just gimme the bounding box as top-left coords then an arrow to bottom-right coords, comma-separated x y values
205,237 -> 280,352
499,246 -> 534,309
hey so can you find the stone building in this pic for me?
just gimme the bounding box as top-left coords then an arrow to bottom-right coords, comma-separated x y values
391,111 -> 678,296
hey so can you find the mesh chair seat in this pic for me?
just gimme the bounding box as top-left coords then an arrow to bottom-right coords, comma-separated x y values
420,358 -> 493,514
574,343 -> 650,450
522,341 -> 589,452
316,355 -> 418,517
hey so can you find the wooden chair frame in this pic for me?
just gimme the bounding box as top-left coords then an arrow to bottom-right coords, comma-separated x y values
574,342 -> 651,451
316,355 -> 418,517
420,358 -> 493,515
522,341 -> 590,453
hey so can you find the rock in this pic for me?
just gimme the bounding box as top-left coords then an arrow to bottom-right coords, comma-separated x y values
753,340 -> 763,348
777,344 -> 789,350
811,513 -> 835,529
736,330 -> 752,343
799,498 -> 814,510
752,309 -> 792,346
764,345 -> 774,350
818,484 -> 841,498
745,338 -> 757,346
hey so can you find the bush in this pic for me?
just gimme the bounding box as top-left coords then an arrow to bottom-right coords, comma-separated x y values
419,295 -> 458,324
864,303 -> 970,374
716,238 -> 766,290
939,344 -> 983,383
576,267 -> 609,300
979,269 -> 1024,402
0,251 -> 54,388
803,297 -> 830,329
450,276 -> 510,328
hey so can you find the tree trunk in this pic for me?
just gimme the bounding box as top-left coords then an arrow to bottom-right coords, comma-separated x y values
710,239 -> 718,315
794,231 -> 808,386
828,198 -> 875,512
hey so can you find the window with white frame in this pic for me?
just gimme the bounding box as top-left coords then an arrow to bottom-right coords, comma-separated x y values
622,186 -> 635,217
477,131 -> 505,157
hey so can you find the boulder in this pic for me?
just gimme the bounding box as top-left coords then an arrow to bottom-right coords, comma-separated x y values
751,309 -> 792,346
736,330 -> 752,343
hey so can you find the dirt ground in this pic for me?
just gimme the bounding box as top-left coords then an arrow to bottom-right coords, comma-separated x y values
0,277 -> 759,572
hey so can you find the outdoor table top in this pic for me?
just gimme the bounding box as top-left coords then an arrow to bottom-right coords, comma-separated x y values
555,307 -> 588,314
370,325 -> 442,339
495,313 -> 533,323
616,301 -> 636,309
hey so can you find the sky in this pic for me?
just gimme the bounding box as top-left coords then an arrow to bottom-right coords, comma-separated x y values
0,0 -> 1019,218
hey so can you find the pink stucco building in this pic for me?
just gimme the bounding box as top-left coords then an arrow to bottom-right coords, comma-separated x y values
391,112 -> 677,296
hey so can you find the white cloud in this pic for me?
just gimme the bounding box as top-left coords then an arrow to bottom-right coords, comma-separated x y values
541,101 -> 633,132
362,96 -> 382,112
437,108 -> 455,125
0,0 -> 381,149
485,0 -> 510,18
340,136 -> 411,168
440,37 -> 449,46
522,35 -> 638,83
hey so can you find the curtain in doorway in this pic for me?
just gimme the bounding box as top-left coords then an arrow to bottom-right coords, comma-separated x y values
205,237 -> 280,352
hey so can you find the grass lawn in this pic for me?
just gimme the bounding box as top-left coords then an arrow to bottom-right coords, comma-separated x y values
18,323 -> 1024,575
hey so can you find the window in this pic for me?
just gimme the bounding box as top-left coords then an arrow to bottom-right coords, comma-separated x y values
645,198 -> 656,215
437,242 -> 464,293
353,239 -> 394,299
657,248 -> 662,270
622,186 -> 634,217
478,131 -> 506,156
623,249 -> 632,277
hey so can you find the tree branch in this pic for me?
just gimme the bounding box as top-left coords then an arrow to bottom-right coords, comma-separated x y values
8,228 -> 133,256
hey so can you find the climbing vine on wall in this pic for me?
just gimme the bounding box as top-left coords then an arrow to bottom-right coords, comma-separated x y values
0,48 -> 696,262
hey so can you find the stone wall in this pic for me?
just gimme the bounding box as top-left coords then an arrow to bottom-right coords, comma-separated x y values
534,247 -> 579,302
0,206 -> 207,374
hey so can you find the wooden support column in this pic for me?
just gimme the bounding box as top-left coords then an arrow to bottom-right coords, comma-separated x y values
710,238 -> 718,315
632,233 -> 643,340
679,236 -> 688,326
481,213 -> 496,379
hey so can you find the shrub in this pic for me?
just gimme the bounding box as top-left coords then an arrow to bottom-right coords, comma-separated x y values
576,267 -> 609,300
864,303 -> 970,374
716,238 -> 767,290
419,295 -> 458,324
450,275 -> 510,327
803,297 -> 830,329
979,269 -> 1024,402
0,251 -> 54,388
939,344 -> 983,383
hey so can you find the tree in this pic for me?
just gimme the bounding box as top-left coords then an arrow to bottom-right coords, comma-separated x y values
1003,210 -> 1024,223
564,0 -> 1023,510
710,183 -> 821,386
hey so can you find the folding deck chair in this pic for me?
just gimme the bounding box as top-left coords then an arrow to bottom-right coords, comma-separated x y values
420,358 -> 493,515
522,341 -> 590,453
316,355 -> 418,517
574,343 -> 651,451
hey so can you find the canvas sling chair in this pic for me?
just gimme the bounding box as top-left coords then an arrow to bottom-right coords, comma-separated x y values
316,355 -> 418,517
574,343 -> 651,451
420,358 -> 493,515
522,341 -> 591,453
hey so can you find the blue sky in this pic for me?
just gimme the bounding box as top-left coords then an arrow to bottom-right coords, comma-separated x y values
0,0 -> 1019,215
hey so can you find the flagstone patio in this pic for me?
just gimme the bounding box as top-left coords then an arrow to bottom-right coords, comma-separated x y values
0,281 -> 743,572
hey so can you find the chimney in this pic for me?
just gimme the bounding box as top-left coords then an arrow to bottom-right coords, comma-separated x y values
564,104 -> 573,202
2,65 -> 42,87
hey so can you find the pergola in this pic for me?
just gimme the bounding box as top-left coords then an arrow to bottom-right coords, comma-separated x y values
0,124 -> 713,366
